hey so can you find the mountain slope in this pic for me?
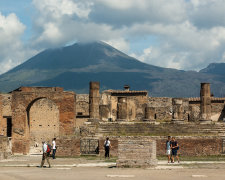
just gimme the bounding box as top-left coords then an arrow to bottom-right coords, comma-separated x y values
0,41 -> 225,97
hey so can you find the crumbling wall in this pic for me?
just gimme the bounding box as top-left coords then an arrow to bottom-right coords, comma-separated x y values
76,94 -> 89,127
0,94 -> 12,136
117,137 -> 157,167
76,94 -> 89,116
148,97 -> 172,121
11,87 -> 76,155
29,98 -> 59,154
99,138 -> 118,157
0,136 -> 11,160
101,92 -> 148,122
211,102 -> 225,121
57,137 -> 80,156
189,103 -> 201,122
156,136 -> 222,156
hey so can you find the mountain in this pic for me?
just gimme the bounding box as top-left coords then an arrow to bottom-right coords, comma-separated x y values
0,41 -> 225,97
200,63 -> 225,77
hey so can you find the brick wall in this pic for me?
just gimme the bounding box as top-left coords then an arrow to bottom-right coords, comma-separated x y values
116,137 -> 157,167
156,137 -> 223,156
97,135 -> 223,157
56,137 -> 80,156
99,138 -> 118,157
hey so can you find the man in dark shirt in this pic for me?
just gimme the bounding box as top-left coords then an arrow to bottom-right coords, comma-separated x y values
171,137 -> 179,163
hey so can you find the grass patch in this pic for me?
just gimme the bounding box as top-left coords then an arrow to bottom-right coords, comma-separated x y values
157,155 -> 225,161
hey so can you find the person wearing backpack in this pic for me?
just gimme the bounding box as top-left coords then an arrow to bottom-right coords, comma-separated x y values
40,141 -> 51,168
171,137 -> 180,163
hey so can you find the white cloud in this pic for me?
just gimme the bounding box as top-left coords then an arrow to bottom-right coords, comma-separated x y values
0,13 -> 33,74
2,0 -> 225,73
103,39 -> 130,53
33,0 -> 92,19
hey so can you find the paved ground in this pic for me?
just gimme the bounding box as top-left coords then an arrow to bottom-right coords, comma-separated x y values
1,156 -> 225,180
0,167 -> 225,180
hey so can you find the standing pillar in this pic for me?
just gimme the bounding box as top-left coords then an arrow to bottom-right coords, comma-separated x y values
117,97 -> 127,121
200,83 -> 212,123
172,99 -> 184,123
144,107 -> 155,123
89,82 -> 100,120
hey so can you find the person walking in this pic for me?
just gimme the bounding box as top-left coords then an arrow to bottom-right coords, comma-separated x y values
104,137 -> 111,159
171,137 -> 180,163
40,141 -> 51,168
166,136 -> 171,163
52,138 -> 57,159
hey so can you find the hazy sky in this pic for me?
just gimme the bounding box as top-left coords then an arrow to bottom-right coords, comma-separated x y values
1,0 -> 225,74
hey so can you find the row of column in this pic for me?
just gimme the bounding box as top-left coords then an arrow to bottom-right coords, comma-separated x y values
89,81 -> 212,122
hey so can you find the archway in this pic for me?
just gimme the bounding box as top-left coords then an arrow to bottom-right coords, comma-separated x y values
28,98 -> 59,154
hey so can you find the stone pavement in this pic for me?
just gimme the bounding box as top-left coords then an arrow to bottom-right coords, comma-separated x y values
1,155 -> 225,168
0,155 -> 116,167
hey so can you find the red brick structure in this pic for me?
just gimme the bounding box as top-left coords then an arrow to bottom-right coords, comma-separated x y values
11,87 -> 76,154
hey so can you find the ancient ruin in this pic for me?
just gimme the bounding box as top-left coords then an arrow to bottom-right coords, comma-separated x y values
0,82 -> 225,163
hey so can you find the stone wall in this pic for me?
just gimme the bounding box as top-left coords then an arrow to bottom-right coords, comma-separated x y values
101,91 -> 148,122
11,87 -> 76,155
99,138 -> 118,157
76,94 -> 89,116
0,136 -> 11,159
98,135 -> 223,157
97,122 -> 225,137
117,137 -> 157,167
29,98 -> 60,154
211,102 -> 225,121
148,97 -> 172,121
56,137 -> 80,156
0,94 -> 12,136
156,136 -> 222,156
189,103 -> 201,122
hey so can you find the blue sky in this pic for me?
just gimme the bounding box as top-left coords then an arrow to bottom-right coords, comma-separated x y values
1,0 -> 225,74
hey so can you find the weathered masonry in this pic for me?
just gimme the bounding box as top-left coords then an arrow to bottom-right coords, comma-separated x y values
1,82 -> 225,157
0,87 -> 75,155
76,83 -> 225,124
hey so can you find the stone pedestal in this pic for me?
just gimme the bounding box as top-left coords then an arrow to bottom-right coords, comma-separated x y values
117,137 -> 157,168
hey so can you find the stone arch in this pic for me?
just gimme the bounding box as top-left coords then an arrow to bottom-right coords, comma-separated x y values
26,97 -> 59,154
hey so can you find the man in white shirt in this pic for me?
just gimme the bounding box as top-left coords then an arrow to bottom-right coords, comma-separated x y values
104,137 -> 111,159
40,141 -> 51,168
52,138 -> 57,159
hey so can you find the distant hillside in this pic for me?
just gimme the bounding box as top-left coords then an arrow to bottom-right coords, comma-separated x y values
200,63 -> 225,77
0,41 -> 225,97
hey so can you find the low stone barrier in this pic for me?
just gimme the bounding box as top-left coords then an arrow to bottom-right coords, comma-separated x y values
116,137 -> 157,168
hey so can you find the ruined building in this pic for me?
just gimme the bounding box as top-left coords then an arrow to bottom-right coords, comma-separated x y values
0,82 -> 225,157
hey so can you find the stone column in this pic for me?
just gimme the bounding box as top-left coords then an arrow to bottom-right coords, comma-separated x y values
172,99 -> 184,123
89,82 -> 100,120
144,107 -> 155,123
200,83 -> 212,123
117,97 -> 127,121
99,105 -> 110,121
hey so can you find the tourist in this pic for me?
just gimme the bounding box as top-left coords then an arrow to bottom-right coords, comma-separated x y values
171,137 -> 180,163
104,137 -> 111,159
40,141 -> 51,168
52,138 -> 57,159
166,136 -> 171,163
